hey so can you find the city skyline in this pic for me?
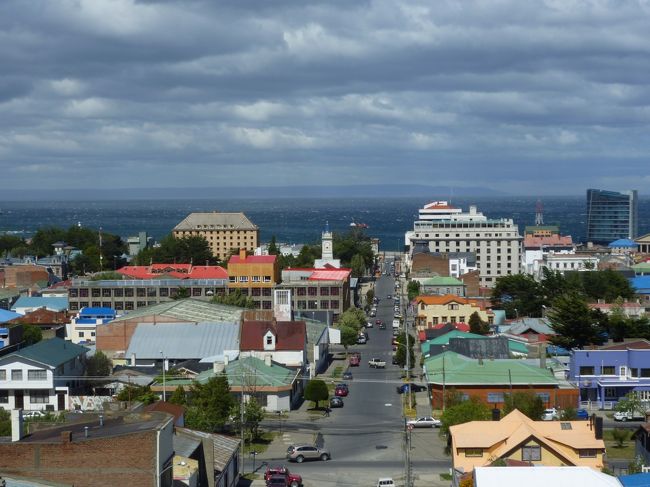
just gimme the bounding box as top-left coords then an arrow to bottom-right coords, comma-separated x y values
1,0 -> 650,195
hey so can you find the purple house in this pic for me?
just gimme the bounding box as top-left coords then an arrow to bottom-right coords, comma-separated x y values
569,341 -> 650,408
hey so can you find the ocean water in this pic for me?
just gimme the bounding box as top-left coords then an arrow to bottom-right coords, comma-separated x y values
0,197 -> 648,251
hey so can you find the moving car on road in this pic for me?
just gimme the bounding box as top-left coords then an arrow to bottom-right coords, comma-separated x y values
264,466 -> 302,487
286,444 -> 331,463
407,416 -> 441,428
369,357 -> 386,368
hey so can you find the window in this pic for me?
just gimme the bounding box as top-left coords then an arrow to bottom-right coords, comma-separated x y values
229,276 -> 236,283
464,448 -> 483,457
536,393 -> 550,403
297,288 -> 307,296
330,300 -> 339,309
79,288 -> 89,297
0,390 -> 7,403
448,304 -> 459,310
262,288 -> 272,296
0,370 -> 5,381
601,365 -> 615,375
28,370 -> 47,381
29,390 -> 50,404
252,276 -> 260,282
114,288 -> 124,297
487,392 -> 504,403
579,366 -> 595,376
321,300 -> 329,309
262,300 -> 272,309
560,422 -> 572,430
297,300 -> 307,310
91,288 -> 101,297
459,316 -> 466,323
579,449 -> 597,458
263,276 -> 271,283
266,335 -> 273,345
102,288 -> 112,297
239,276 -> 249,283
320,287 -> 330,296
136,288 -> 146,297
308,300 -> 318,310
640,369 -> 650,378
330,287 -> 340,296
251,288 -> 261,296
308,287 -> 318,296
79,332 -> 85,338
69,288 -> 79,297
124,288 -> 134,297
192,288 -> 202,296
522,445 -> 541,461
11,370 -> 22,381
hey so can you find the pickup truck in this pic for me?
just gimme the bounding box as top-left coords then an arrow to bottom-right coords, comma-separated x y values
369,357 -> 386,368
613,410 -> 646,422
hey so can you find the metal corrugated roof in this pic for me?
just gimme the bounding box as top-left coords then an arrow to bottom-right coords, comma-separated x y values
2,338 -> 88,368
111,298 -> 244,323
126,322 -> 239,360
11,296 -> 69,312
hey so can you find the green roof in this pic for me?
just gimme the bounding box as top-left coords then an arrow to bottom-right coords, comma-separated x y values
423,351 -> 557,386
111,298 -> 244,323
524,225 -> 559,234
632,262 -> 650,272
421,330 -> 528,355
420,276 -> 464,286
3,338 -> 88,368
192,356 -> 296,388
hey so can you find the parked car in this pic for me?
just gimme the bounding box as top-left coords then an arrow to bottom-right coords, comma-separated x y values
342,371 -> 353,380
613,410 -> 646,421
286,444 -> 331,463
377,479 -> 395,487
379,322 -> 386,330
266,476 -> 289,487
541,408 -> 559,421
576,408 -> 590,420
392,354 -> 399,365
335,384 -> 349,397
366,321 -> 374,328
22,410 -> 45,419
397,383 -> 427,394
330,397 -> 344,408
407,416 -> 441,428
369,310 -> 376,317
264,466 -> 302,487
357,335 -> 367,344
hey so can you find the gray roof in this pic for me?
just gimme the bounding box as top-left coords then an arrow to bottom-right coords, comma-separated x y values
173,212 -> 258,231
175,428 -> 240,472
111,298 -> 244,324
506,318 -> 555,336
126,322 -> 240,360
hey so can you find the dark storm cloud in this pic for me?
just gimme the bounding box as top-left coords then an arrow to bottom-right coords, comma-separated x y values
1,0 -> 650,194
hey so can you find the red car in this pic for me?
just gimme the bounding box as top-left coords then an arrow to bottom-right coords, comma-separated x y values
335,383 -> 349,397
264,466 -> 302,487
375,319 -> 382,326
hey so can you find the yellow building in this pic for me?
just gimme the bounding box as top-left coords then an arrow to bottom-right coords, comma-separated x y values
227,249 -> 280,310
415,294 -> 492,331
172,212 -> 259,261
449,409 -> 606,473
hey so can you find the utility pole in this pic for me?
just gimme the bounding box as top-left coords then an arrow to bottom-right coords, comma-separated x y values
404,419 -> 412,487
406,316 -> 411,410
442,354 -> 446,411
160,351 -> 166,402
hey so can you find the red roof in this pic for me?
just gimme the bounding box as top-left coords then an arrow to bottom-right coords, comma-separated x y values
229,255 -> 277,264
524,235 -> 573,248
432,322 -> 470,332
600,340 -> 650,350
240,320 -> 306,351
116,264 -> 227,280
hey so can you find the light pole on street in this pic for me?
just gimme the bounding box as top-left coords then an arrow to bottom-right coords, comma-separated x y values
160,351 -> 166,402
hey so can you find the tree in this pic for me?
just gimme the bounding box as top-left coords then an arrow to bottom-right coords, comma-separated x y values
338,308 -> 366,331
440,396 -> 491,438
268,236 -> 280,255
407,281 -> 421,301
468,311 -> 490,335
116,384 -> 157,405
340,326 -> 359,350
211,289 -> 255,308
185,375 -> 235,433
168,385 -> 188,406
615,392 -> 643,415
394,332 -> 415,368
561,406 -> 577,420
502,392 -> 545,420
548,292 -> 605,349
612,428 -> 629,448
135,234 -> 215,266
304,379 -> 329,408
85,351 -> 112,390
491,274 -> 546,318
365,288 -> 375,311
173,287 -> 190,300
333,229 -> 374,269
230,397 -> 265,441
350,254 -> 366,278
22,325 -> 42,346
0,409 -> 11,436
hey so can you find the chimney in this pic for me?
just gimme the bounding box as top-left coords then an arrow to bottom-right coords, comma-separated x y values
130,353 -> 136,366
224,354 -> 229,366
239,248 -> 247,261
11,410 -> 23,442
213,361 -> 225,374
265,354 -> 272,367
60,430 -> 72,443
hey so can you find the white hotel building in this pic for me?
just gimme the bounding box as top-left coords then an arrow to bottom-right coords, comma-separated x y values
405,201 -> 522,287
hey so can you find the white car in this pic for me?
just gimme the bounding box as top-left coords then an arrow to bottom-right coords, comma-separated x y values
22,410 -> 45,419
541,408 -> 559,421
407,416 -> 441,428
366,321 -> 374,328
377,479 -> 395,487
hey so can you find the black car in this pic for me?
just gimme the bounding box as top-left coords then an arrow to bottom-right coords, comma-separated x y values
330,397 -> 344,408
396,383 -> 427,394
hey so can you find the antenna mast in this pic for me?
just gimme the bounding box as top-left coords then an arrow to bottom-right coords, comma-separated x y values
535,199 -> 544,226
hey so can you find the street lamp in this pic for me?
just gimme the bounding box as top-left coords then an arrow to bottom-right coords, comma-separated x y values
160,351 -> 166,402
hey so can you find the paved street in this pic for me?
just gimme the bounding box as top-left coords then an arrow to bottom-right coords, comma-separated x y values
254,259 -> 451,486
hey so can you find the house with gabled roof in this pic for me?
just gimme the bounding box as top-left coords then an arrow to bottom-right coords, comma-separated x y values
449,409 -> 606,474
239,319 -> 307,369
0,337 -> 88,412
415,294 -> 493,332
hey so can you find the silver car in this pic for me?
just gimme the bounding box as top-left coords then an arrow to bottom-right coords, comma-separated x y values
286,444 -> 331,463
406,416 -> 441,428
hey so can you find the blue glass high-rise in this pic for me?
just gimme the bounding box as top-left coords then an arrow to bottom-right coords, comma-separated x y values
586,189 -> 638,244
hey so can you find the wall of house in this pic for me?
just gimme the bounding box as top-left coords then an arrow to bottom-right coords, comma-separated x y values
569,349 -> 650,380
216,450 -> 240,487
0,428 -> 164,487
430,384 -> 579,410
502,439 -> 604,469
265,391 -> 291,412
239,350 -> 304,368
416,302 -> 491,330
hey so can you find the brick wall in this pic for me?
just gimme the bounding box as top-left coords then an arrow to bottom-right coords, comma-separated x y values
411,254 -> 450,276
0,430 -> 160,487
459,270 -> 481,297
3,266 -> 50,288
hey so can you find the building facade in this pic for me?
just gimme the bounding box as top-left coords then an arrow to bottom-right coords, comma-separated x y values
227,250 -> 279,310
172,211 -> 259,261
278,268 -> 352,319
415,295 -> 493,331
405,201 -> 522,287
67,277 -> 227,312
587,189 -> 638,244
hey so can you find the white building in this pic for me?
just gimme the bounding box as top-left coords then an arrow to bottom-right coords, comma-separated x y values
542,253 -> 600,276
405,201 -> 522,287
0,338 -> 88,412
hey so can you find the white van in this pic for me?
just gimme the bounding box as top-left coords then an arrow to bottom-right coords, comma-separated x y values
377,479 -> 395,487
392,319 -> 400,329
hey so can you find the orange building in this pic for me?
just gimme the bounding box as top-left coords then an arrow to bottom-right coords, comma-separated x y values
227,250 -> 279,310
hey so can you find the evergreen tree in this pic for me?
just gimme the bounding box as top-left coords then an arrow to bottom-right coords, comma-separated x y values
503,391 -> 545,420
350,253 -> 366,278
304,379 -> 329,408
268,236 -> 279,255
548,292 -> 604,349
468,311 -> 490,335
185,375 -> 234,432
168,385 -> 188,406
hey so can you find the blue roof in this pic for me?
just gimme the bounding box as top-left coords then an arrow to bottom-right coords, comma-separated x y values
630,276 -> 650,293
609,238 -> 638,248
11,296 -> 69,312
0,309 -> 22,323
620,473 -> 650,487
79,307 -> 116,317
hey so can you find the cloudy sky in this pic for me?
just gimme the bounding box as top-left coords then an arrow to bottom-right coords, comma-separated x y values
1,0 -> 649,195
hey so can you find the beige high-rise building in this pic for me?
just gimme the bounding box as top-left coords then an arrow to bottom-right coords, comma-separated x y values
172,211 -> 259,261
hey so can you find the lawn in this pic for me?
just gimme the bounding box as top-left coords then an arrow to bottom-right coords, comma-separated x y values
603,429 -> 636,460
243,430 -> 279,455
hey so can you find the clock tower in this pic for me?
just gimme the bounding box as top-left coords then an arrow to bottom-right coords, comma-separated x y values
322,222 -> 334,261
